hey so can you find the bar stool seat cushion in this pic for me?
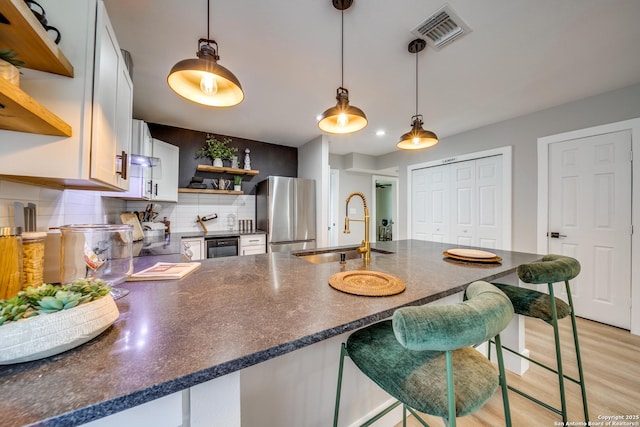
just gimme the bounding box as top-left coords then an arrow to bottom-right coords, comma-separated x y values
346,320 -> 499,417
492,283 -> 571,323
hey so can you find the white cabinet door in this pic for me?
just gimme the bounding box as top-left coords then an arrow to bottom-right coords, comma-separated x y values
151,139 -> 179,202
91,2 -> 132,190
182,238 -> 204,261
0,0 -> 132,191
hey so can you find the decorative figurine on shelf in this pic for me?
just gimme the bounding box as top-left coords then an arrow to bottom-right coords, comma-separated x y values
243,148 -> 251,170
231,155 -> 239,169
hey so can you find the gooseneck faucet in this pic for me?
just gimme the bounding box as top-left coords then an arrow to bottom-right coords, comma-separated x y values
344,192 -> 371,262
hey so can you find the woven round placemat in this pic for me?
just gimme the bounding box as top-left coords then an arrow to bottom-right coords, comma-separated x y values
329,270 -> 405,296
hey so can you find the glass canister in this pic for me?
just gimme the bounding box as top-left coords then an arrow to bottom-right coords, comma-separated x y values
59,224 -> 133,299
0,227 -> 23,300
22,231 -> 47,288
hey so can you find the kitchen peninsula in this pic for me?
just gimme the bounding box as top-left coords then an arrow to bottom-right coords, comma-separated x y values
0,240 -> 541,427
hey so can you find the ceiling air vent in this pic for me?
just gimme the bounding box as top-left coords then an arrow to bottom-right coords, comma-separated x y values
411,4 -> 471,51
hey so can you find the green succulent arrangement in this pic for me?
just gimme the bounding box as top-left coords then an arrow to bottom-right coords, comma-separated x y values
195,134 -> 238,164
0,278 -> 111,326
233,175 -> 242,185
0,48 -> 25,68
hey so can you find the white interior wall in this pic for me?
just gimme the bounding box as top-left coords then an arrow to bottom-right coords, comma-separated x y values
336,171 -> 373,247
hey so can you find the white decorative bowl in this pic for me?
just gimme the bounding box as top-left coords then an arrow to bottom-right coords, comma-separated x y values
0,295 -> 119,364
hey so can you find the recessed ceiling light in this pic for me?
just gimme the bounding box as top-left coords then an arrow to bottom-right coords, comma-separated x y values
316,114 -> 323,121
376,130 -> 386,136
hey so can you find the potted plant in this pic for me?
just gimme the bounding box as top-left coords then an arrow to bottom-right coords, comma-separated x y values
195,134 -> 238,167
233,175 -> 242,191
0,49 -> 25,87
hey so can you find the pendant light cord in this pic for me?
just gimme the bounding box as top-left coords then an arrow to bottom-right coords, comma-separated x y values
206,0 -> 210,40
341,9 -> 344,87
414,49 -> 418,116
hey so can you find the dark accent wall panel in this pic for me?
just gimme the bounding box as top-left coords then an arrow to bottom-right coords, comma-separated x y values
147,123 -> 298,194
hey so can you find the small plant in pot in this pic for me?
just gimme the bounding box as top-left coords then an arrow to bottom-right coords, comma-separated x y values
233,176 -> 242,191
195,134 -> 238,167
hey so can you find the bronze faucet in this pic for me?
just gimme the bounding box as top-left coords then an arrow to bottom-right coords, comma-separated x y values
344,192 -> 370,262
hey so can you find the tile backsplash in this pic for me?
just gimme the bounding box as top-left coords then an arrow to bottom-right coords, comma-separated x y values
126,193 -> 255,233
0,179 -> 255,233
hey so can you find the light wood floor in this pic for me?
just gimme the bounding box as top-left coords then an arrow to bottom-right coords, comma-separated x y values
396,316 -> 640,426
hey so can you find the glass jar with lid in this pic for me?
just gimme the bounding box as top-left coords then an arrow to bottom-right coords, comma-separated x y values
22,231 -> 47,288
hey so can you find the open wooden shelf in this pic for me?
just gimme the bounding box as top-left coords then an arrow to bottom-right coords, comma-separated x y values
196,164 -> 259,175
179,188 -> 243,195
0,0 -> 74,77
0,76 -> 72,136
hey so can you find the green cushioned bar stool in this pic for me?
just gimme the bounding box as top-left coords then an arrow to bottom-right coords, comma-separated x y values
490,254 -> 589,425
333,281 -> 514,427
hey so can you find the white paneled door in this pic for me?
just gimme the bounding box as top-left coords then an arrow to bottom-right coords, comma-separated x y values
412,164 -> 449,243
412,155 -> 503,249
548,130 -> 632,328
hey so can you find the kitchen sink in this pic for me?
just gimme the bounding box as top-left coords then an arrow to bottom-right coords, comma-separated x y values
292,247 -> 394,264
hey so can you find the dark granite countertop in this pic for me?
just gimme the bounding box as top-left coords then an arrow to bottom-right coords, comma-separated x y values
0,240 -> 541,426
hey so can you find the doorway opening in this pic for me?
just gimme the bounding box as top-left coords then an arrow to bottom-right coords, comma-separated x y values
371,176 -> 399,242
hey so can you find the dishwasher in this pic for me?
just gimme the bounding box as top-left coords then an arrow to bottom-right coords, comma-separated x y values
205,236 -> 239,258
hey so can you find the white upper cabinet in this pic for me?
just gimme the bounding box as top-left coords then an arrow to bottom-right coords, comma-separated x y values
151,138 -> 179,202
0,0 -> 133,191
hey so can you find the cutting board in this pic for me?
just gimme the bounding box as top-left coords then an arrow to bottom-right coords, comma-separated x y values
120,213 -> 145,241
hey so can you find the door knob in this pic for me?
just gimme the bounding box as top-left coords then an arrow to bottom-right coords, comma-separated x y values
548,232 -> 567,238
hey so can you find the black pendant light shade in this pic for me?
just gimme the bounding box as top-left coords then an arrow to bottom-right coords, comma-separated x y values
318,0 -> 367,134
167,1 -> 244,107
318,87 -> 367,134
397,39 -> 438,149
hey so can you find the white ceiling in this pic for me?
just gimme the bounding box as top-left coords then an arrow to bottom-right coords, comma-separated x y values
103,0 -> 640,157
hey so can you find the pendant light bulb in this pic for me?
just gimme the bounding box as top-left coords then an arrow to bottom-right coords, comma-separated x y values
337,113 -> 349,127
200,72 -> 218,95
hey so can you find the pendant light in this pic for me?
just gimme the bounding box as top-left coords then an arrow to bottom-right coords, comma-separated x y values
318,0 -> 367,134
167,0 -> 244,107
396,39 -> 438,150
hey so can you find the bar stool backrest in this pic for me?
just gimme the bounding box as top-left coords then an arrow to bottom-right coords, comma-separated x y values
517,254 -> 581,285
392,281 -> 514,351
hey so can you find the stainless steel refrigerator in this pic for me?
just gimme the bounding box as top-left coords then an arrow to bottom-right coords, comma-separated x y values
256,176 -> 316,252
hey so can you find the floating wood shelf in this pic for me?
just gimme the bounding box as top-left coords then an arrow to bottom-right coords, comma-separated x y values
0,0 -> 74,77
0,76 -> 72,136
179,188 -> 243,195
196,165 -> 259,176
